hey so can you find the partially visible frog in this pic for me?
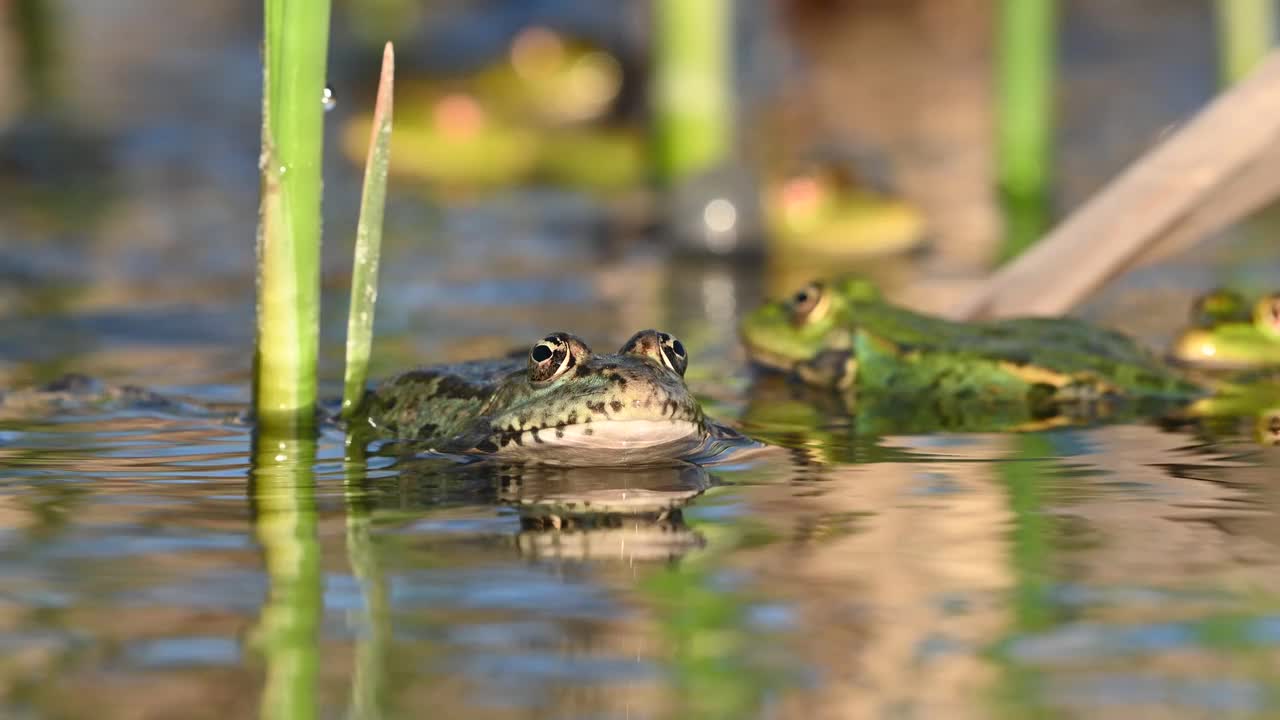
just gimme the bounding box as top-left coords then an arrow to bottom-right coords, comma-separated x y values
1172,289 -> 1280,369
762,148 -> 925,260
362,329 -> 745,465
740,277 -> 1214,425
0,373 -> 218,420
1,331 -> 744,467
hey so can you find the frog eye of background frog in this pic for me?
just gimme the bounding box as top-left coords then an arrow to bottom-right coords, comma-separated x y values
790,281 -> 830,325
1258,410 -> 1280,446
657,331 -> 688,376
1256,294 -> 1280,339
528,332 -> 585,383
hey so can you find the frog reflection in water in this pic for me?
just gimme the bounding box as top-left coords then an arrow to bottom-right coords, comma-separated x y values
739,277 -> 1243,427
363,329 -> 741,465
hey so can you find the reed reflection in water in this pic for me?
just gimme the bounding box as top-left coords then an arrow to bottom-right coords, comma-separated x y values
250,427 -> 321,720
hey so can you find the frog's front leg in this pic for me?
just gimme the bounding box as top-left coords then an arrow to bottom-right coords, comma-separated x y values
794,349 -> 857,390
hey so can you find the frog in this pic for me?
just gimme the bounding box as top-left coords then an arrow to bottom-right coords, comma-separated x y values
1,330 -> 744,466
1171,289 -> 1280,369
739,277 -> 1220,426
0,373 -> 222,420
342,27 -> 641,193
361,329 -> 745,465
762,147 -> 926,261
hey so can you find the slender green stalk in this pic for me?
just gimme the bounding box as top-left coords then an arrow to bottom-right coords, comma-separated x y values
996,0 -> 1057,260
255,0 -> 332,429
342,43 -> 395,420
997,190 -> 1050,264
14,0 -> 57,110
250,8 -> 330,702
1215,0 -> 1277,86
651,0 -> 732,184
252,429 -> 322,720
996,0 -> 1056,201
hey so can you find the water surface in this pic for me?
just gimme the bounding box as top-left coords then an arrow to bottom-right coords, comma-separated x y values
3,317 -> 1280,719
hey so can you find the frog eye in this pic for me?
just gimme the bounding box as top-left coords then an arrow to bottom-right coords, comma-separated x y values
619,329 -> 687,376
528,332 -> 590,383
790,281 -> 830,325
657,332 -> 688,376
1260,410 -> 1280,446
1256,293 -> 1280,339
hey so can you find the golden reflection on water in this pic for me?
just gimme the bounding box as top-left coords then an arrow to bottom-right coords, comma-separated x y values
694,422 -> 1280,718
724,435 -> 1015,719
990,427 -> 1280,718
5,387 -> 1280,718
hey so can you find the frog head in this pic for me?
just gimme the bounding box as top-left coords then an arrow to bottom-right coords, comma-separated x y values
449,329 -> 709,463
1189,288 -> 1252,328
739,277 -> 881,388
1172,290 -> 1280,369
1253,292 -> 1280,342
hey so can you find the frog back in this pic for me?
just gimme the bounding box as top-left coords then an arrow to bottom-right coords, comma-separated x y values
367,357 -> 523,441
846,302 -> 1203,401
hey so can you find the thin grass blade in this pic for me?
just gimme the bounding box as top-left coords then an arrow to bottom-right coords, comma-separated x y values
342,42 -> 395,419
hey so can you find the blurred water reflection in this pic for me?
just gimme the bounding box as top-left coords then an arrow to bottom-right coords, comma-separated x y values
2,378 -> 1280,717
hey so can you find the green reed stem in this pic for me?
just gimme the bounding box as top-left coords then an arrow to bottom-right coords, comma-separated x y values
14,0 -> 57,110
342,43 -> 395,420
255,0 -> 331,430
997,187 -> 1051,264
252,429 -> 322,720
651,0 -> 732,184
996,0 -> 1057,261
996,0 -> 1056,227
1214,0 -> 1277,86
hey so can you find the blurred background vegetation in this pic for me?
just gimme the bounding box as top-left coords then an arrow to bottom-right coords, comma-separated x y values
0,0 -> 1277,389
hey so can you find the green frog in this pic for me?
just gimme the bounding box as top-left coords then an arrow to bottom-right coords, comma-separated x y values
362,329 -> 745,465
1171,289 -> 1280,369
2,330 -> 746,466
739,277 -> 1243,426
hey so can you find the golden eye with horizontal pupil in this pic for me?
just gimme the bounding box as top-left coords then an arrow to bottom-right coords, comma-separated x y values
528,332 -> 589,383
790,281 -> 830,325
619,329 -> 687,376
1256,294 -> 1280,340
